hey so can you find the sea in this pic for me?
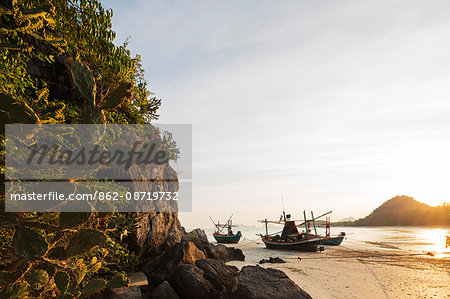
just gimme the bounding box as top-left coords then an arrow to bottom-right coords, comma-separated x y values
198,225 -> 450,256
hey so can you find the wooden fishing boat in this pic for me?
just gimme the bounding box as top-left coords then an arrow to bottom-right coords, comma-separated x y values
319,233 -> 345,245
209,214 -> 242,244
261,231 -> 322,252
258,210 -> 324,252
317,216 -> 345,246
213,231 -> 242,244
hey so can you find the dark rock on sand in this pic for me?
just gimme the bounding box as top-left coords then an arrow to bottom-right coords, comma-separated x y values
259,257 -> 286,264
151,281 -> 180,299
230,265 -> 312,299
173,264 -> 217,299
195,258 -> 238,294
172,258 -> 238,298
143,241 -> 206,285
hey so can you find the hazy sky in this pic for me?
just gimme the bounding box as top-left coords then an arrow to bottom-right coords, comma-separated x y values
108,0 -> 450,228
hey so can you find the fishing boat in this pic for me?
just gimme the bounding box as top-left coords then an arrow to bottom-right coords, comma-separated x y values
318,216 -> 345,246
259,210 -> 323,252
210,214 -> 242,244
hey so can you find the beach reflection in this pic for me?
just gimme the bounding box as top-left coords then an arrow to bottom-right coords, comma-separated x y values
202,225 -> 450,257
421,228 -> 448,256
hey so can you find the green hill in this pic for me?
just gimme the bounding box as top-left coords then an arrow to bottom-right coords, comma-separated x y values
352,196 -> 450,226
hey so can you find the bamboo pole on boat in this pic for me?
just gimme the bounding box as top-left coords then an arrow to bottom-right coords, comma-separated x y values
265,219 -> 268,237
296,210 -> 332,228
303,210 -> 308,237
311,211 -> 318,235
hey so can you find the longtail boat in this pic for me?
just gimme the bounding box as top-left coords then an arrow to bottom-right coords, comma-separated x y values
258,210 -> 323,252
209,214 -> 242,244
318,215 -> 345,246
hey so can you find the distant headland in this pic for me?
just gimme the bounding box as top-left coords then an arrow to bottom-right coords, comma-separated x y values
335,195 -> 450,226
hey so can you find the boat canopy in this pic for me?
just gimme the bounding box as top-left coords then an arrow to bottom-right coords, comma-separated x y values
281,221 -> 299,240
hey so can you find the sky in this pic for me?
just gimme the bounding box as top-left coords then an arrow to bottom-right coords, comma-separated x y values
107,0 -> 450,228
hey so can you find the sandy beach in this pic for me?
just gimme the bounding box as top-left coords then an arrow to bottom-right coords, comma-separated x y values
227,238 -> 450,299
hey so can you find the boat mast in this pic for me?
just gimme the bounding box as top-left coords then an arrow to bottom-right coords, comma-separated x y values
281,193 -> 286,222
209,216 -> 218,233
311,211 -> 318,235
265,218 -> 268,236
303,210 -> 309,237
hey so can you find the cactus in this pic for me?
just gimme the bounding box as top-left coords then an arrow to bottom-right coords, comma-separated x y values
13,226 -> 49,261
106,276 -> 127,289
67,229 -> 107,257
69,60 -> 133,124
59,212 -> 90,228
101,81 -> 132,109
82,279 -> 106,295
69,60 -> 96,106
25,269 -> 49,290
54,271 -> 70,294
72,259 -> 88,286
80,106 -> 105,124
0,93 -> 40,124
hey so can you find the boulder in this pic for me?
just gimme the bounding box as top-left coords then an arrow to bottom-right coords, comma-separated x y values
187,228 -> 209,243
173,264 -> 216,299
143,241 -> 206,285
123,164 -> 183,261
195,258 -> 238,294
225,247 -> 245,261
151,281 -> 179,299
259,257 -> 286,264
182,229 -> 244,262
230,265 -> 312,299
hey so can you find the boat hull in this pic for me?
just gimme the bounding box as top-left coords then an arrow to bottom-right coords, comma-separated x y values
213,231 -> 241,244
261,236 -> 321,252
320,236 -> 344,246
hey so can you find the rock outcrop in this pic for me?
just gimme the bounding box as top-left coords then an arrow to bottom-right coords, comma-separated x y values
182,229 -> 245,262
173,264 -> 217,299
143,241 -> 206,285
125,164 -> 184,261
194,258 -> 238,294
230,265 -> 312,299
259,257 -> 286,264
150,281 -> 179,299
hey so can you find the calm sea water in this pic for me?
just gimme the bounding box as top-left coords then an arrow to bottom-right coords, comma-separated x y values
198,225 -> 450,256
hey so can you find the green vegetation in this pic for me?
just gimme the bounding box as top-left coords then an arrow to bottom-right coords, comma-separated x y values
346,196 -> 450,226
0,0 -> 164,297
0,0 -> 161,124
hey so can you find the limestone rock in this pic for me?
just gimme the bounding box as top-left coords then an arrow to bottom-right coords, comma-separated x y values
259,257 -> 286,264
143,241 -> 206,285
151,281 -> 179,299
230,265 -> 312,299
195,258 -> 238,294
173,264 -> 216,299
187,228 -> 209,243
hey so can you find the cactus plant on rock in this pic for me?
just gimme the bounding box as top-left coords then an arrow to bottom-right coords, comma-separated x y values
69,60 -> 132,124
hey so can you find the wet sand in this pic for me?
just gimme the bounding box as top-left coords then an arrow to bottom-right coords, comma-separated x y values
227,238 -> 450,299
